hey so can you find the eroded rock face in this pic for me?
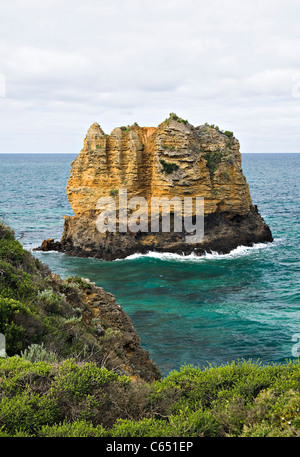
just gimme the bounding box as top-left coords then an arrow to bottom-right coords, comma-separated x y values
77,280 -> 160,381
46,273 -> 159,381
40,115 -> 273,259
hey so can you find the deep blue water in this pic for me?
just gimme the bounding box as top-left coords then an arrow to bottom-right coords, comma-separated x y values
0,153 -> 299,376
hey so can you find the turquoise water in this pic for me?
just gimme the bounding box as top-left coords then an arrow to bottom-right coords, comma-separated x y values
0,153 -> 299,375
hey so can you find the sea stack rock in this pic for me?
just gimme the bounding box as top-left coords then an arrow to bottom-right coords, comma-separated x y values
42,114 -> 273,260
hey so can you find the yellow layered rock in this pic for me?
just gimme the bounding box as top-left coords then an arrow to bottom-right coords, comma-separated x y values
39,114 -> 273,260
67,116 -> 252,218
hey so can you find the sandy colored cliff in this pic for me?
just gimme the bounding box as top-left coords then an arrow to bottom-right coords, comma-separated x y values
39,114 -> 273,260
67,116 -> 251,216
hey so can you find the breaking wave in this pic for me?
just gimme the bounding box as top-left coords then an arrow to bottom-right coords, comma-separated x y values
120,239 -> 281,262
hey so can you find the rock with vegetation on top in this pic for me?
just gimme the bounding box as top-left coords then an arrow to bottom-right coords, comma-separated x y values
39,114 -> 273,260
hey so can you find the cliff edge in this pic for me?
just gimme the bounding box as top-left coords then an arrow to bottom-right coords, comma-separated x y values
0,222 -> 159,382
40,114 -> 273,260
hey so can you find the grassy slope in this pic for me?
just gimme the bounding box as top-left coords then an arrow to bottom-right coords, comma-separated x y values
0,222 -> 299,437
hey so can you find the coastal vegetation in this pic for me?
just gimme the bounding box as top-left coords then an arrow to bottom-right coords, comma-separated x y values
109,189 -> 119,197
164,113 -> 189,125
0,222 -> 298,437
0,356 -> 299,437
159,159 -> 179,174
203,151 -> 223,178
0,222 -> 158,380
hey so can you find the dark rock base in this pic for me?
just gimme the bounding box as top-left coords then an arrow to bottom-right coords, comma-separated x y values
36,206 -> 273,261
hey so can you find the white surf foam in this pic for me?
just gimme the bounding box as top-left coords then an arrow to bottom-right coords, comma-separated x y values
119,239 -> 281,262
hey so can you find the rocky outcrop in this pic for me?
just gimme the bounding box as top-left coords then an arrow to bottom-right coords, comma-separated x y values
54,275 -> 160,382
0,221 -> 159,382
39,114 -> 273,260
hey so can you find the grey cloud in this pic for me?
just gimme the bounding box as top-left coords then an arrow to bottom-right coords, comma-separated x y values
0,0 -> 299,152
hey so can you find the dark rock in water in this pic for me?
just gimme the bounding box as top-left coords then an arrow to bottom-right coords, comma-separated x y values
35,238 -> 61,252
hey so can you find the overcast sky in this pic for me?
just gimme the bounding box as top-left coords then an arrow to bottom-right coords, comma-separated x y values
0,0 -> 299,153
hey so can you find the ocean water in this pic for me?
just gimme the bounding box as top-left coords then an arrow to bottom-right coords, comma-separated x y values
0,153 -> 299,376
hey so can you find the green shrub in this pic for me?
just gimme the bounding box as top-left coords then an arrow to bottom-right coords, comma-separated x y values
0,222 -> 15,241
0,260 -> 37,300
0,357 -> 54,395
160,159 -> 179,174
109,409 -> 220,437
60,316 -> 82,325
37,289 -> 64,314
209,124 -> 220,131
167,113 -> 188,124
39,420 -> 106,437
51,359 -> 129,402
99,327 -> 121,341
0,238 -> 25,263
64,276 -> 93,290
21,343 -> 58,363
109,189 -> 118,197
0,390 -> 61,435
110,417 -> 169,437
153,361 -> 284,413
164,113 -> 188,126
203,151 -> 223,178
0,226 -> 41,276
0,297 -> 40,355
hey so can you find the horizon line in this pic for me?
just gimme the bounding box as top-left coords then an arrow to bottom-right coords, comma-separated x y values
0,151 -> 299,154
